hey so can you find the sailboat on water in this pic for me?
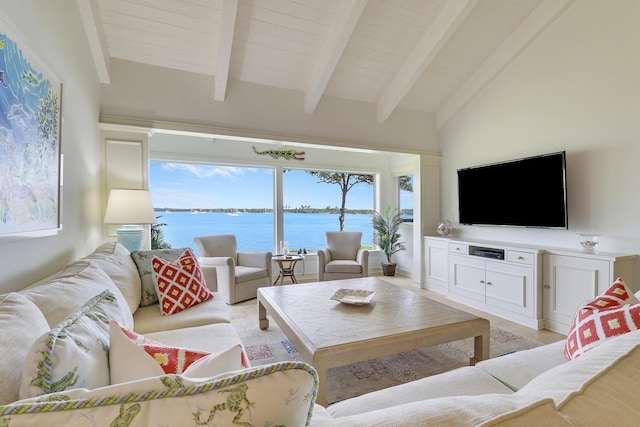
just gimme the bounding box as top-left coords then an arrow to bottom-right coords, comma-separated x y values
227,208 -> 239,216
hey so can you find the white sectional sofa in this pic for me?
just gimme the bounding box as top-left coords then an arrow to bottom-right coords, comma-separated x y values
0,242 -> 317,426
2,241 -> 640,426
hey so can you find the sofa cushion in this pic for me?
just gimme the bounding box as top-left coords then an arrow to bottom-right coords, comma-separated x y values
564,278 -> 639,360
5,362 -> 318,427
476,340 -> 567,391
0,293 -> 50,406
152,248 -> 214,316
132,296 -> 231,334
109,320 -> 247,384
518,329 -> 640,426
144,323 -> 243,356
479,399 -> 571,426
327,366 -> 514,417
131,247 -> 189,306
316,394 -> 549,427
19,290 -> 120,398
20,261 -> 133,329
82,241 -> 142,314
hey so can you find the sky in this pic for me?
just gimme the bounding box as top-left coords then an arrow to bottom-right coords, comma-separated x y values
149,162 -> 376,210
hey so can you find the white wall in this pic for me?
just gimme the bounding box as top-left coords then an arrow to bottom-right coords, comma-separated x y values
438,0 -> 640,258
0,1 -> 102,291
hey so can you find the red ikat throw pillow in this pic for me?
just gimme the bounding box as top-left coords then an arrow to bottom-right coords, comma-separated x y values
151,248 -> 214,316
564,278 -> 639,360
109,320 -> 249,384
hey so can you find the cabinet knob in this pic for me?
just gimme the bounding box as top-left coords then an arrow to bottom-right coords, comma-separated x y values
544,284 -> 550,289
486,281 -> 493,286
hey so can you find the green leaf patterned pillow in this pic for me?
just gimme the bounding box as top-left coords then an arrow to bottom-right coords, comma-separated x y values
4,361 -> 319,427
131,248 -> 190,307
19,290 -> 120,398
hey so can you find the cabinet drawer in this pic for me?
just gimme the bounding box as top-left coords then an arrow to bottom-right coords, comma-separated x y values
507,250 -> 534,265
449,243 -> 468,254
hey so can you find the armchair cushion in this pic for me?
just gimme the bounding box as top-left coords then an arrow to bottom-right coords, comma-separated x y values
326,231 -> 362,260
194,234 -> 237,259
325,260 -> 363,274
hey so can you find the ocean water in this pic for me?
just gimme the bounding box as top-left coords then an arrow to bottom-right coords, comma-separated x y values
155,211 -> 374,255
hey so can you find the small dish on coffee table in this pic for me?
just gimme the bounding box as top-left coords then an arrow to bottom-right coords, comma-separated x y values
330,289 -> 376,305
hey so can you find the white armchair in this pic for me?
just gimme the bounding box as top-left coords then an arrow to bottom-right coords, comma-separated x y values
193,234 -> 272,304
317,231 -> 369,281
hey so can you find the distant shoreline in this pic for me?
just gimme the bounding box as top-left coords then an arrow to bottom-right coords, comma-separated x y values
155,208 -> 377,215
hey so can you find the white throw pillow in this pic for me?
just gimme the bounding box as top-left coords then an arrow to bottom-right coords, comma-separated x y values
0,293 -> 50,405
19,290 -> 120,399
109,320 -> 248,384
83,242 -> 142,314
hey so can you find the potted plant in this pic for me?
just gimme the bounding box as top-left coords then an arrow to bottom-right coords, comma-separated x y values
371,205 -> 406,276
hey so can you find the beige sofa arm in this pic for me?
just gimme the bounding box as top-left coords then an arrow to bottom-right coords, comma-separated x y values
198,263 -> 218,292
356,248 -> 369,277
317,249 -> 330,281
198,257 -> 235,301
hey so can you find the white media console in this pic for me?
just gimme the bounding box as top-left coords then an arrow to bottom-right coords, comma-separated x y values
424,236 -> 637,334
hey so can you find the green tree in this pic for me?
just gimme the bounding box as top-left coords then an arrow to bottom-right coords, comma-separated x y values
151,216 -> 172,249
306,171 -> 374,231
399,174 -> 413,192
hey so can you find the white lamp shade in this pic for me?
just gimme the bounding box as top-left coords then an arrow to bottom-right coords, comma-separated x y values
104,189 -> 157,224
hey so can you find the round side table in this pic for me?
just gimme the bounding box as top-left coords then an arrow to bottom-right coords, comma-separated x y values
272,254 -> 304,285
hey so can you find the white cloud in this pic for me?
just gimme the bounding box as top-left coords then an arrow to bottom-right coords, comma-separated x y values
161,163 -> 249,180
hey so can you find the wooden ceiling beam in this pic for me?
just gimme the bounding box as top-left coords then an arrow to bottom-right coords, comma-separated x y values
77,0 -> 111,84
304,0 -> 368,114
214,0 -> 239,101
376,0 -> 478,123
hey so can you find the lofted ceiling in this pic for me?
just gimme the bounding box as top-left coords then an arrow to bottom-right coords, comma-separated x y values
78,0 -> 574,128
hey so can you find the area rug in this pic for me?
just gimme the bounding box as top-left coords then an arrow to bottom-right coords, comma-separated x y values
229,299 -> 543,404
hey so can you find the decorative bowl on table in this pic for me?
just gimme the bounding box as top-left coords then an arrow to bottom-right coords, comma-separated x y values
579,233 -> 601,252
330,289 -> 376,305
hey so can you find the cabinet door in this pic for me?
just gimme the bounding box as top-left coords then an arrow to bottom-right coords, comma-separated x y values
449,254 -> 485,302
425,238 -> 448,293
485,260 -> 534,316
543,254 -> 611,333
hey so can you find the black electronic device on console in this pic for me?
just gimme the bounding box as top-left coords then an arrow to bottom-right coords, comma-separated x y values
469,245 -> 505,260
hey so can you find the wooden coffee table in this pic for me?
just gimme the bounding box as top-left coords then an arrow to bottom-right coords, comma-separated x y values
257,277 -> 490,405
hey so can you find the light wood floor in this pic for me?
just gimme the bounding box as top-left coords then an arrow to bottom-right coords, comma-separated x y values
299,273 -> 566,345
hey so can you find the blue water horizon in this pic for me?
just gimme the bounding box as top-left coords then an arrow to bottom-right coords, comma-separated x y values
154,211 -> 375,255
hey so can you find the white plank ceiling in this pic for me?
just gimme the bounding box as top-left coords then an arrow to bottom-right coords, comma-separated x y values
79,0 -> 574,128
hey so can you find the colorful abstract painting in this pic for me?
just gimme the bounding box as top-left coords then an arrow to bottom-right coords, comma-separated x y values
0,23 -> 62,236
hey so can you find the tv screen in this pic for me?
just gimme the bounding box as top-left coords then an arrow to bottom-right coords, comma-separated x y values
457,151 -> 568,229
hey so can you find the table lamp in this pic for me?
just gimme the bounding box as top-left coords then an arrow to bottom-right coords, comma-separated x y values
104,189 -> 157,252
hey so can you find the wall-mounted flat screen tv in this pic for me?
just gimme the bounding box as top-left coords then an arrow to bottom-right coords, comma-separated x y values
457,151 -> 568,229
